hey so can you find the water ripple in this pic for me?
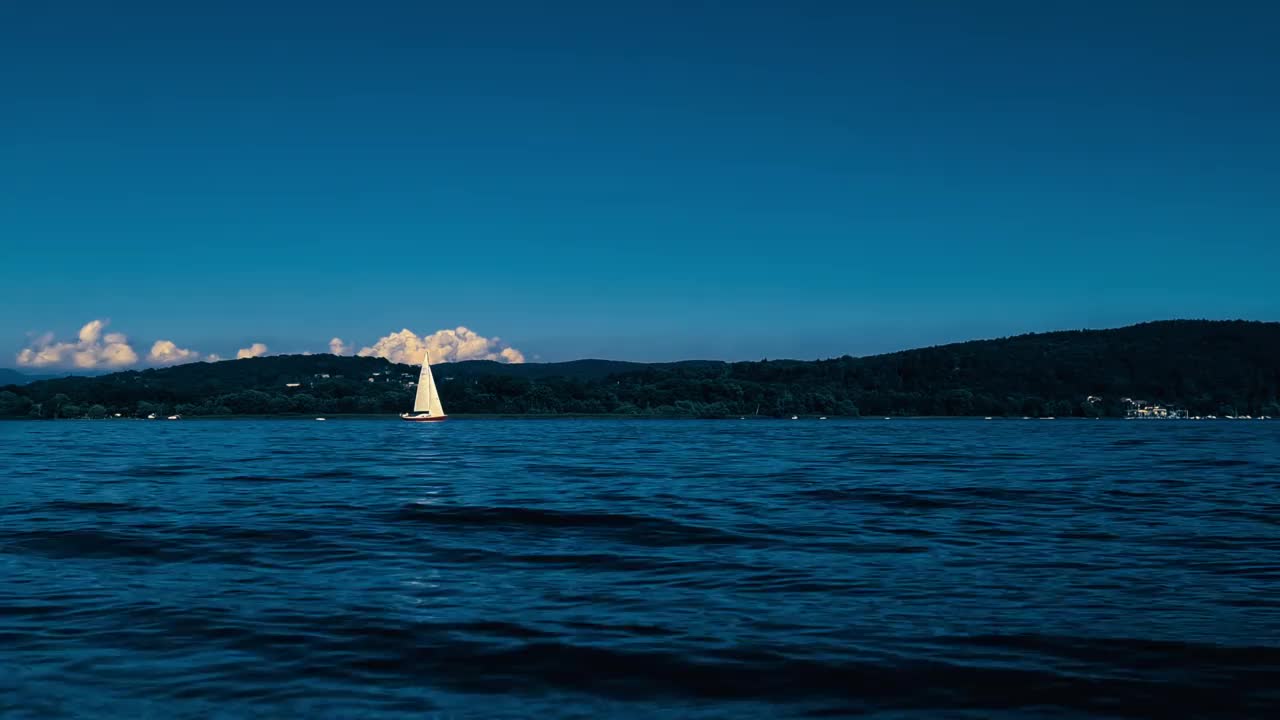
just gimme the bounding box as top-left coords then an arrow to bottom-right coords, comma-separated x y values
2,418 -> 1278,718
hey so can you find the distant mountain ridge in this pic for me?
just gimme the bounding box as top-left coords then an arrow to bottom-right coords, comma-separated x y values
441,358 -> 727,381
0,369 -> 28,385
0,368 -> 72,385
3,320 -> 1278,418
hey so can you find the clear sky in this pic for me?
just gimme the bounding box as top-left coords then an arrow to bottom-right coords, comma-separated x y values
2,0 -> 1277,366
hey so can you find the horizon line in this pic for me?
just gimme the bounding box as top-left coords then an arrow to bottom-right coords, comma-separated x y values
5,317 -> 1276,374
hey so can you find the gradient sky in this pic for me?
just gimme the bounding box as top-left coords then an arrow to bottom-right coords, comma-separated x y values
3,0 -> 1278,365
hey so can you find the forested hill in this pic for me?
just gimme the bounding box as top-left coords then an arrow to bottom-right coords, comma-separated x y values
3,320 -> 1278,419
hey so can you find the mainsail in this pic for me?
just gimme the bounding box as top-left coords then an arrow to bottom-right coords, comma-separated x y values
413,351 -> 446,416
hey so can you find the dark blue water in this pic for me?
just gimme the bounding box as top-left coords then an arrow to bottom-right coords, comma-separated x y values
3,419 -> 1279,718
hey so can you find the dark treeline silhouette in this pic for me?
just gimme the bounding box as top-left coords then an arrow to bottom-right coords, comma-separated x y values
3,321 -> 1278,419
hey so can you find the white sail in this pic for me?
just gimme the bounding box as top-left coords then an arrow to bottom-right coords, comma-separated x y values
412,351 -> 446,416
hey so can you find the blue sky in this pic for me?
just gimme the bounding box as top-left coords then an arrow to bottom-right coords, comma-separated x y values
3,0 -> 1277,366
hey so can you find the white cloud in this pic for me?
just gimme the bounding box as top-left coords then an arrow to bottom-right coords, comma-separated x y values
79,320 -> 104,344
236,343 -> 269,359
14,323 -> 523,370
357,326 -> 525,365
16,320 -> 139,369
147,340 -> 202,366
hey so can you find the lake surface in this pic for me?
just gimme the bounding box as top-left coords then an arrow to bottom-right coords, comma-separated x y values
3,418 -> 1279,718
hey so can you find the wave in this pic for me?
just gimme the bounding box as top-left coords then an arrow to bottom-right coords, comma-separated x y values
2,527 -> 254,565
392,503 -> 759,547
35,499 -> 155,514
6,418 -> 1279,718
18,605 -> 1271,717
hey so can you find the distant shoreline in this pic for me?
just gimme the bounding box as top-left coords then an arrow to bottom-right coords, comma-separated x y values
4,414 -> 1265,422
6,320 -> 1278,420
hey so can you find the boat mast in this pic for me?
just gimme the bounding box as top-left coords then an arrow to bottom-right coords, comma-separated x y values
425,351 -> 432,413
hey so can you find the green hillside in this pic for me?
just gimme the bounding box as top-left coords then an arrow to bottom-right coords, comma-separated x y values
3,321 -> 1278,419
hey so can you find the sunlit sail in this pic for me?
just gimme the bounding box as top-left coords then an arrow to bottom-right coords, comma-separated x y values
400,350 -> 447,422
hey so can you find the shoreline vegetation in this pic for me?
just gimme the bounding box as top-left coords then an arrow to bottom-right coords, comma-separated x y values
0,412 -> 1173,420
3,320 -> 1279,421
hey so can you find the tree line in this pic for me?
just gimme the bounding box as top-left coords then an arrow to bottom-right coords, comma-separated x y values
3,321 -> 1278,419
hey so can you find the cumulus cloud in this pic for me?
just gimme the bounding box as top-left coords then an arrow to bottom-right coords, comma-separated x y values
14,323 -> 522,370
236,343 -> 269,359
147,340 -> 202,366
16,320 -> 139,368
357,326 -> 525,365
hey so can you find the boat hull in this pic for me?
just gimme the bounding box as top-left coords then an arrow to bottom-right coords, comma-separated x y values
400,413 -> 447,422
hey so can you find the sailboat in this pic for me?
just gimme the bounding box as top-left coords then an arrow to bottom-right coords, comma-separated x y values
400,350 -> 447,422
